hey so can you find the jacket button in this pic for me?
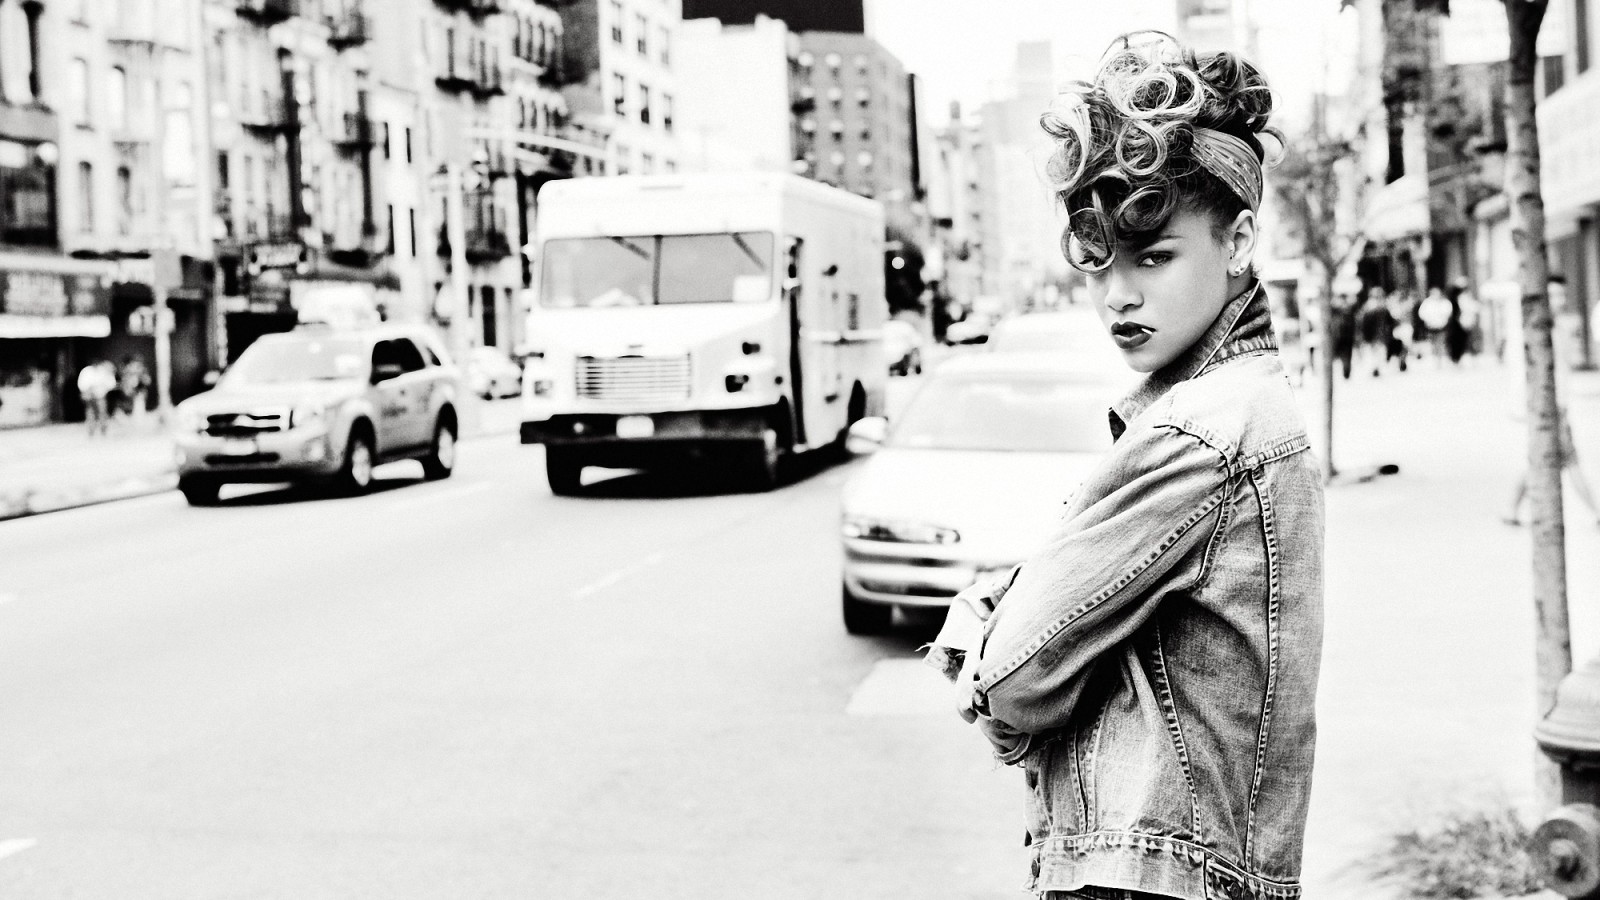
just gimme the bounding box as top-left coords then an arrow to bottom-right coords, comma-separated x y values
1030,856 -> 1041,878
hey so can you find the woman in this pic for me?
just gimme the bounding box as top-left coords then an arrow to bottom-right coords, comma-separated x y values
927,33 -> 1324,900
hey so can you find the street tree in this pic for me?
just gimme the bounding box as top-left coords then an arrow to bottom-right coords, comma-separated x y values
1341,0 -> 1570,807
1273,112 -> 1362,483
1499,0 -> 1571,809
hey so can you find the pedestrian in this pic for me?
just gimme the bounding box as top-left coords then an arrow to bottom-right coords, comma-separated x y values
1385,289 -> 1416,372
925,32 -> 1324,900
1445,282 -> 1472,364
117,355 -> 151,423
1331,290 -> 1358,379
1419,286 -> 1452,365
1358,287 -> 1391,375
76,358 -> 115,437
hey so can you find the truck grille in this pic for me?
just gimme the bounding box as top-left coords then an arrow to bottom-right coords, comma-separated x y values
205,410 -> 288,437
574,355 -> 691,403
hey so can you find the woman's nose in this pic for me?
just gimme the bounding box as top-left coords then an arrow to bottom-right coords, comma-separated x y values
1102,269 -> 1141,312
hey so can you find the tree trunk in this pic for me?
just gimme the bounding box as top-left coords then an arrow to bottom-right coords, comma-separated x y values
1320,275 -> 1337,482
1504,0 -> 1570,811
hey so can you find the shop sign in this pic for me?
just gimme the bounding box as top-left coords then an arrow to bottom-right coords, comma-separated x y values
0,270 -> 111,318
247,242 -> 307,274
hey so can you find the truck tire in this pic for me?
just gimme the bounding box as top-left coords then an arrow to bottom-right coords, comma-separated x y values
546,446 -> 584,496
747,425 -> 788,492
178,476 -> 221,506
842,586 -> 892,635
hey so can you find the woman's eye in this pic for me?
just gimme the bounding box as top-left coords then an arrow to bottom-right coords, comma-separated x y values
1138,252 -> 1172,267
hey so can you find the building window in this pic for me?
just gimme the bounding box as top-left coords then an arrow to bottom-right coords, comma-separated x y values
659,25 -> 670,66
77,162 -> 94,233
107,67 -> 129,131
641,152 -> 654,173
70,58 -> 91,125
612,72 -> 627,117
0,139 -> 55,246
638,83 -> 650,124
636,13 -> 648,56
382,123 -> 391,159
386,203 -> 395,254
408,208 -> 417,257
610,1 -> 623,44
664,159 -> 676,173
0,0 -> 40,105
662,93 -> 673,132
115,165 -> 134,236
404,127 -> 413,163
825,52 -> 842,72
1578,0 -> 1592,74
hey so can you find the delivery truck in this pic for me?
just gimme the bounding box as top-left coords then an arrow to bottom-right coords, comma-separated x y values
519,173 -> 888,493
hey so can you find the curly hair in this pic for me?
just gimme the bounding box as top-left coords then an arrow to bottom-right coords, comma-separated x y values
1042,32 -> 1282,273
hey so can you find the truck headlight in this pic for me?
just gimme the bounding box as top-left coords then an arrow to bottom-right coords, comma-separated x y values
841,515 -> 960,545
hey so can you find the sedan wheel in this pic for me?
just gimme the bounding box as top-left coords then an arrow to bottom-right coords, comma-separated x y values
178,476 -> 221,507
842,586 -> 893,635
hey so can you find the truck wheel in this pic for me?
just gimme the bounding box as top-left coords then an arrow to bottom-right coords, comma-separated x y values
747,426 -> 788,492
335,430 -> 375,495
842,586 -> 892,635
178,477 -> 221,506
422,418 -> 456,480
546,446 -> 584,496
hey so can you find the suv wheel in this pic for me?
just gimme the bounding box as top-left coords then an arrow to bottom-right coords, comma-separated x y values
336,430 -> 375,495
545,446 -> 583,496
422,418 -> 456,480
178,476 -> 221,506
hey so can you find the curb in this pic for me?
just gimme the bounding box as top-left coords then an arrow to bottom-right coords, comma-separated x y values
0,421 -> 525,524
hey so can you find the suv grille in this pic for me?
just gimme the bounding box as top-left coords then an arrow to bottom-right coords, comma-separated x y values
575,355 -> 691,403
206,410 -> 288,437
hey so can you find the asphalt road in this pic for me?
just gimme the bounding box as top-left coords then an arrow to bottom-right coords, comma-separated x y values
0,375 -> 1028,899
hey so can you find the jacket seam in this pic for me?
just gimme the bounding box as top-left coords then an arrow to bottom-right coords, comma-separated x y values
981,472 -> 1229,689
1236,435 -> 1310,473
1149,619 -> 1204,842
1244,467 -> 1282,865
1035,830 -> 1306,894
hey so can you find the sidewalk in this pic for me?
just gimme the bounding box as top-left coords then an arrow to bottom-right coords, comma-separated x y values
1298,356 -> 1599,899
0,395 -> 525,521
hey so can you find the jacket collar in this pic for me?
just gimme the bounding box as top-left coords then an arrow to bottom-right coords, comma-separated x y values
1109,280 -> 1276,439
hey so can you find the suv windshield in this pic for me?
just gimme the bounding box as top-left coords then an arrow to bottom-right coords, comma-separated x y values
224,336 -> 367,385
540,232 -> 774,308
889,373 -> 1115,453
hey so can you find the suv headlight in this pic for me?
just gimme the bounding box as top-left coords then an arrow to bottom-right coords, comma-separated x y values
289,404 -> 328,430
841,515 -> 960,545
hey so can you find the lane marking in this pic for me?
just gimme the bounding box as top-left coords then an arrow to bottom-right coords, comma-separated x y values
846,658 -> 957,717
0,838 -> 36,861
386,481 -> 495,511
572,551 -> 666,599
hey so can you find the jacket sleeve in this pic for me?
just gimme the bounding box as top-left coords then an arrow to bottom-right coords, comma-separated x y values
975,424 -> 1230,737
923,564 -> 1022,682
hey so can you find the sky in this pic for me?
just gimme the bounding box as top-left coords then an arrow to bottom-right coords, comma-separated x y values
865,0 -> 1364,132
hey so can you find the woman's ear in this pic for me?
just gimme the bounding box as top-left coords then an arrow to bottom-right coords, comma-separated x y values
1226,210 -> 1259,275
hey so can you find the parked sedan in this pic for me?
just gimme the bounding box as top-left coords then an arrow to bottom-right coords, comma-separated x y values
838,353 -> 1126,634
465,346 -> 524,399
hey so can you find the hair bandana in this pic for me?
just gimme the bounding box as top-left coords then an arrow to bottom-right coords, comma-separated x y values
1192,128 -> 1263,211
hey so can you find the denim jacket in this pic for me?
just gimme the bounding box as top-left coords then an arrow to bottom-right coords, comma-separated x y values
933,283 -> 1324,900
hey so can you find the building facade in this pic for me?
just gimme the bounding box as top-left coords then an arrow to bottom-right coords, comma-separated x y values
1,0 -> 215,427
556,0 -> 682,177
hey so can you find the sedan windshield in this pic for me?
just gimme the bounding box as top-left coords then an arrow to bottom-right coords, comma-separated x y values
224,337 -> 367,385
540,232 -> 774,308
889,373 -> 1115,453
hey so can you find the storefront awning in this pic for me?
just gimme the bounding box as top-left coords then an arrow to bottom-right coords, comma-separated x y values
0,313 -> 110,339
1362,175 -> 1430,243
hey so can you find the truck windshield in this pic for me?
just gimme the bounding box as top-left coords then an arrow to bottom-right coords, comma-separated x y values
539,232 -> 774,308
224,337 -> 367,385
